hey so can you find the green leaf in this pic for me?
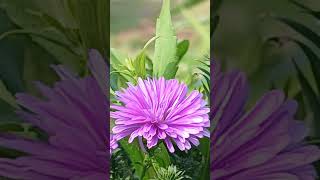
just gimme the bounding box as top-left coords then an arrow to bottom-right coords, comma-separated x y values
0,98 -> 20,122
120,139 -> 145,178
149,143 -> 171,168
153,0 -> 177,77
294,91 -> 306,120
110,48 -> 127,70
293,40 -> 320,93
110,49 -> 135,83
67,0 -> 109,58
276,17 -> 320,49
23,42 -> 58,94
0,80 -> 17,108
289,0 -> 320,19
163,62 -> 179,79
0,1 -> 84,72
0,10 -> 26,94
176,40 -> 189,61
198,138 -> 210,180
0,146 -> 27,159
0,122 -> 23,132
292,59 -> 320,137
134,52 -> 146,79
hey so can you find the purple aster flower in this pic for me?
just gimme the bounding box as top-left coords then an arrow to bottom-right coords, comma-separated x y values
0,49 -> 109,179
111,78 -> 210,153
211,63 -> 320,179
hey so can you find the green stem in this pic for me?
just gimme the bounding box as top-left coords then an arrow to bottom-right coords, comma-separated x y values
140,164 -> 148,180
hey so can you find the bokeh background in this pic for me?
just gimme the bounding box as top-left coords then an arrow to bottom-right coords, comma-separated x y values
111,0 -> 210,82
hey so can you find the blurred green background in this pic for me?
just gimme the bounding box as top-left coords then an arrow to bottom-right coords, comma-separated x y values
110,0 -> 210,83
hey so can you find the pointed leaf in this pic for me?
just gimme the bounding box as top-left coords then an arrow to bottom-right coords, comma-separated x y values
120,139 -> 145,178
153,0 -> 177,77
293,59 -> 320,137
294,40 -> 320,93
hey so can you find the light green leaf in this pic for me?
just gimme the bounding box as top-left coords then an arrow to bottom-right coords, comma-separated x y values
110,48 -> 127,70
134,52 -> 146,79
153,0 -> 177,78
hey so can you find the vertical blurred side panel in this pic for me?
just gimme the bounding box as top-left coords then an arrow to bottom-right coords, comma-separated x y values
0,0 -> 110,179
211,0 -> 320,179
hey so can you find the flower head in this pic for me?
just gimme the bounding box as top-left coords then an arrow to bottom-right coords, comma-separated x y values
211,63 -> 320,179
111,78 -> 210,153
0,49 -> 109,179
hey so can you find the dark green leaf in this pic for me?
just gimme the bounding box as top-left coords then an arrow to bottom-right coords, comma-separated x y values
163,62 -> 178,79
289,0 -> 320,19
149,143 -> 170,168
0,98 -> 20,122
67,0 -> 109,58
176,40 -> 189,61
198,138 -> 210,180
120,139 -> 145,178
0,10 -> 26,93
292,59 -> 320,137
294,40 -> 320,93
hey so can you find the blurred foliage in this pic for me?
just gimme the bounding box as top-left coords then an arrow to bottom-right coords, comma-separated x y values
261,0 -> 320,138
0,0 -> 109,161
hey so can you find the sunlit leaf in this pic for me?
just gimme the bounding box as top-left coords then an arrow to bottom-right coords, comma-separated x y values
153,0 -> 177,78
134,52 -> 146,79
